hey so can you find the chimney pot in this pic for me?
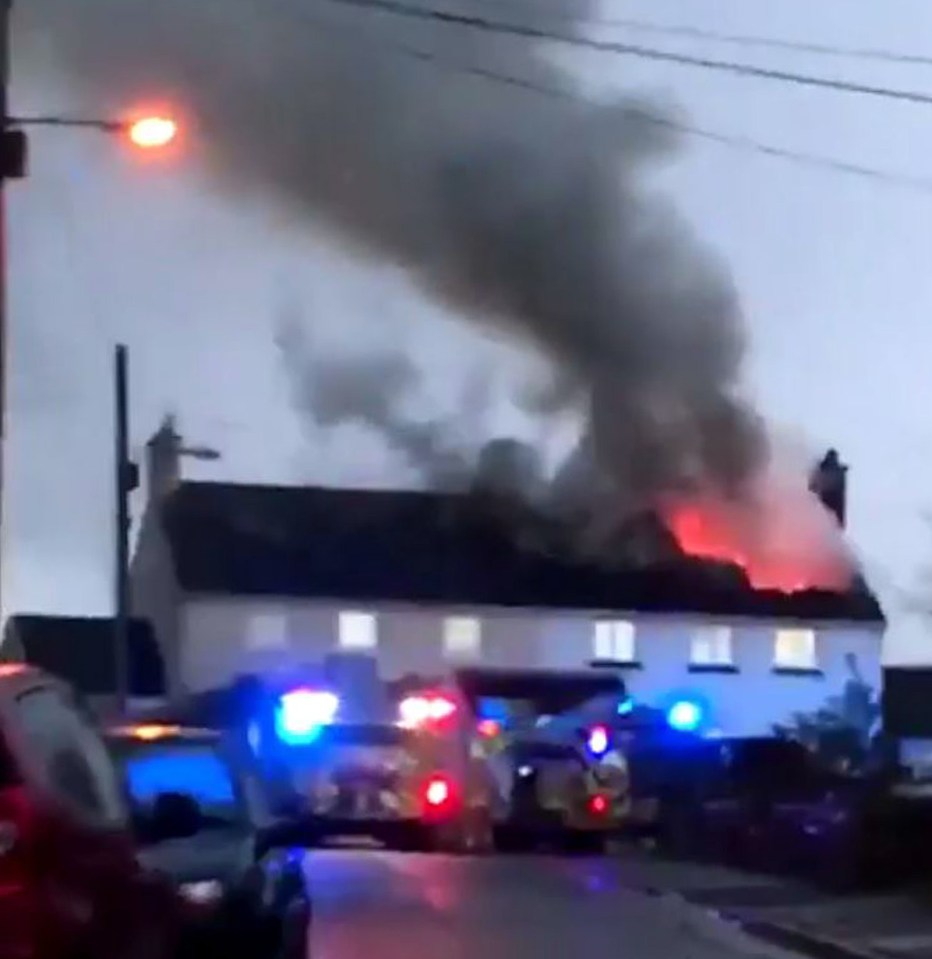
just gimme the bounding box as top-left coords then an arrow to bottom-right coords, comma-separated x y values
145,414 -> 181,503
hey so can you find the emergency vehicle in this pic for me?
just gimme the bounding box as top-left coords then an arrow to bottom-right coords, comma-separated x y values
420,667 -> 633,852
150,662 -> 714,853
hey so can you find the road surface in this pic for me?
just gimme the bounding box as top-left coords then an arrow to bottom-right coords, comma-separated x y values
307,850 -> 799,959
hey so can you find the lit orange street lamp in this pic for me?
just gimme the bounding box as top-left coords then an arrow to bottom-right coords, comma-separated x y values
7,111 -> 181,150
0,100 -> 180,621
126,115 -> 178,150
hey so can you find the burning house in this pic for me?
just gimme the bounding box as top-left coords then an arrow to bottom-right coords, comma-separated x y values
43,0 -> 883,737
131,420 -> 883,738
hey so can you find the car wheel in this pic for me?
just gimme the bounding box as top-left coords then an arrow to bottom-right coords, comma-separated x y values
493,826 -> 531,853
562,831 -> 607,856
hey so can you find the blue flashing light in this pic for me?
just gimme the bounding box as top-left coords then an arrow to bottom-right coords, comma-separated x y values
617,697 -> 634,716
275,689 -> 339,745
587,725 -> 610,757
667,699 -> 703,733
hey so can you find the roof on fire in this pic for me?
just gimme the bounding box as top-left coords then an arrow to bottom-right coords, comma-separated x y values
156,481 -> 884,624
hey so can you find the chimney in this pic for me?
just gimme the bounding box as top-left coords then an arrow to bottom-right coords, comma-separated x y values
145,414 -> 181,503
809,448 -> 848,527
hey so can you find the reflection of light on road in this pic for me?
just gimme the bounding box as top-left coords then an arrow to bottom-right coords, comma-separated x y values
582,864 -> 618,894
391,851 -> 465,912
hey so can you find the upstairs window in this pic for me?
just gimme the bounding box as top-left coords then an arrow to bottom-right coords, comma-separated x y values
690,625 -> 734,667
339,611 -> 377,650
246,611 -> 288,651
443,617 -> 481,660
774,628 -> 817,670
592,620 -> 636,664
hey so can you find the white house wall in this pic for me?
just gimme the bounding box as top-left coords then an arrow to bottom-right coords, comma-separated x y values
179,596 -> 882,737
619,620 -> 882,738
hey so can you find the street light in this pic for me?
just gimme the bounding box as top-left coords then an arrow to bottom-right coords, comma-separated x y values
9,112 -> 180,150
0,107 -> 179,621
126,115 -> 178,150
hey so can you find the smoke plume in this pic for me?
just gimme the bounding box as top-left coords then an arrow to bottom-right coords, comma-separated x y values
26,0 -> 854,588
29,0 -> 762,504
275,314 -> 474,487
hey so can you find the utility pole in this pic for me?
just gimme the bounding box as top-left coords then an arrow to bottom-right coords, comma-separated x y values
0,1 -> 25,620
113,344 -> 138,715
0,0 -> 9,624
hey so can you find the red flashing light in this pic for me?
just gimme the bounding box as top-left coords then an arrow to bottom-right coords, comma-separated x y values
422,774 -> 456,817
429,696 -> 456,722
399,693 -> 457,729
589,794 -> 609,816
425,777 -> 450,807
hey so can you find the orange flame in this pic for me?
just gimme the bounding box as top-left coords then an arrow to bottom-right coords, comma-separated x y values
666,503 -> 809,592
665,477 -> 853,594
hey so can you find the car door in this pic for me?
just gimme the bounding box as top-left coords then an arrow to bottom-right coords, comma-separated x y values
8,684 -> 181,958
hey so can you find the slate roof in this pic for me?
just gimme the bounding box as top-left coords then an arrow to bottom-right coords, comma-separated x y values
159,481 -> 885,624
2,615 -> 165,697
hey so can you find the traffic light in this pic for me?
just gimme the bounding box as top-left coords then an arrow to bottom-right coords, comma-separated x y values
126,116 -> 178,150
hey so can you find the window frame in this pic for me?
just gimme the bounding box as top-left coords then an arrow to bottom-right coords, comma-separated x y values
591,619 -> 638,666
338,610 -> 378,650
689,624 -> 736,672
245,610 -> 289,651
443,615 -> 482,661
773,627 -> 819,673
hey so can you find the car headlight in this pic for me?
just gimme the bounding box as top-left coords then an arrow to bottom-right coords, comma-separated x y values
179,880 -> 224,904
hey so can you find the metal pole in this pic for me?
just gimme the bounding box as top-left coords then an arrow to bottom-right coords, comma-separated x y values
0,1 -> 12,621
114,344 -> 130,715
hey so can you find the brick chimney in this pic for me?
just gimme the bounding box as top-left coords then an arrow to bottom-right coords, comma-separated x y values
809,448 -> 848,527
145,414 -> 182,504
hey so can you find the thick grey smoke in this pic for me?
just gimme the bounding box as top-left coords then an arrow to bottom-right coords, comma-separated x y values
29,0 -> 764,518
275,315 -> 475,487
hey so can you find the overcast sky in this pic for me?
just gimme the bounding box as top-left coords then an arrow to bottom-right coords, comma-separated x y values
7,0 -> 932,662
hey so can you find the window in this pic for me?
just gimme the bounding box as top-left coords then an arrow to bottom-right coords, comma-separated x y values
774,628 -> 817,670
339,611 -> 377,650
592,620 -> 636,663
444,616 -> 481,660
120,743 -> 242,823
690,625 -> 734,666
14,688 -> 126,825
246,610 -> 288,650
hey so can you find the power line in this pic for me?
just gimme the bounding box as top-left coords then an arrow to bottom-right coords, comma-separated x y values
321,0 -> 932,106
288,2 -> 932,194
470,0 -> 932,69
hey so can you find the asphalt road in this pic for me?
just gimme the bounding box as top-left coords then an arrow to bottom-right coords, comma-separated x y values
306,850 -> 798,959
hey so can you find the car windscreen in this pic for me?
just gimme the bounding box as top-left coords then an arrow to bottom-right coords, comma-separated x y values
116,740 -> 244,823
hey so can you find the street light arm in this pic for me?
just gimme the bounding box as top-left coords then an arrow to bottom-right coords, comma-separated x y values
8,115 -> 178,149
9,115 -> 124,132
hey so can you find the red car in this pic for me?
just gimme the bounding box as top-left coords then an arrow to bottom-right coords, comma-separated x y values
0,663 -> 187,959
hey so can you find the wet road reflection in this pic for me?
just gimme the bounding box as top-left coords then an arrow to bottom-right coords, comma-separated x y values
306,850 -> 782,959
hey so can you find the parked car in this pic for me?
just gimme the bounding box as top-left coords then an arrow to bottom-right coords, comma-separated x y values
105,722 -> 311,958
0,663 -> 186,959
